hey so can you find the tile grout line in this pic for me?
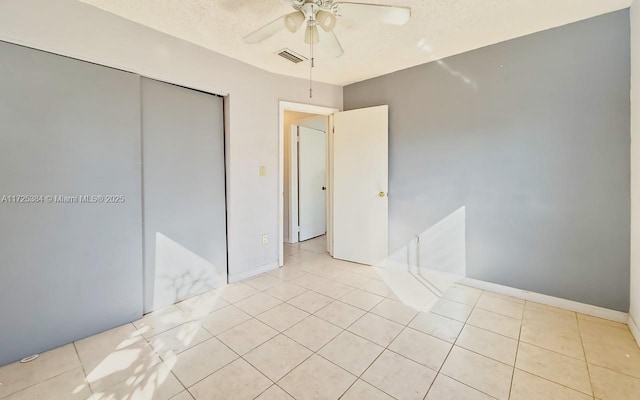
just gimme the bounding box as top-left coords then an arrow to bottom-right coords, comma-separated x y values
506,304 -> 525,399
421,291 -> 508,400
576,317 -> 597,399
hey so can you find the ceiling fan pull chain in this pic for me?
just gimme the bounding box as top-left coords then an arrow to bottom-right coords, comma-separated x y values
309,24 -> 314,98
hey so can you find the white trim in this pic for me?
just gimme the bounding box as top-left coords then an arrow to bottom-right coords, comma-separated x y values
228,261 -> 279,283
629,315 -> 640,345
459,277 -> 629,323
279,101 -> 339,267
289,124 -> 299,244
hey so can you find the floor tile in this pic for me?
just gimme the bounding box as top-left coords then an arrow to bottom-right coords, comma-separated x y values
476,294 -> 524,320
466,308 -> 522,339
515,342 -> 592,395
341,380 -> 394,400
510,369 -> 592,400
520,320 -> 584,359
244,335 -> 312,381
255,385 -> 295,400
278,355 -> 356,400
217,318 -> 278,355
370,299 -> 419,325
347,313 -> 404,347
169,391 -> 195,400
199,305 -> 251,335
266,283 -> 307,302
175,290 -> 228,320
523,307 -> 579,334
234,293 -> 283,316
579,319 -> 640,378
74,324 -> 143,368
284,315 -> 342,351
358,278 -> 393,297
441,284 -> 483,306
425,374 -> 494,400
362,350 -> 436,400
589,364 -> 640,400
482,291 -> 525,305
257,303 -> 310,332
339,289 -> 385,311
91,362 -> 183,400
408,312 -> 464,343
315,301 -> 365,329
84,340 -> 162,392
441,346 -> 513,400
149,321 -> 212,356
312,280 -> 354,298
244,274 -> 282,291
218,283 -> 259,304
2,368 -> 90,400
166,337 -> 237,388
189,358 -> 271,400
287,291 -> 333,313
526,301 -> 576,317
388,328 -> 452,370
577,313 -> 629,329
456,325 -> 518,365
290,273 -> 329,291
334,271 -> 372,288
133,306 -> 191,339
300,264 -> 345,280
269,267 -> 307,281
427,298 -> 473,322
318,331 -> 384,376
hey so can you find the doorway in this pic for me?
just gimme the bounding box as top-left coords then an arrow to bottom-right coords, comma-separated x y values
279,102 -> 338,266
278,101 -> 389,268
288,114 -> 328,244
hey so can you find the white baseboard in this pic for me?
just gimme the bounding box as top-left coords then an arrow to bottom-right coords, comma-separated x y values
459,277 -> 628,323
629,315 -> 640,345
228,261 -> 279,283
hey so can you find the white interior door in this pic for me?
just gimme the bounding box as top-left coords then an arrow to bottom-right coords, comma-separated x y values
333,105 -> 388,265
298,126 -> 327,241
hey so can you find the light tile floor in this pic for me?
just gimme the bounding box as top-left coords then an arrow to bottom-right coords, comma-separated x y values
1,236 -> 640,399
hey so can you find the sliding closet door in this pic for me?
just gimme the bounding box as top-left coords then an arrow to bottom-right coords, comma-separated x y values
142,78 -> 227,313
0,42 -> 143,366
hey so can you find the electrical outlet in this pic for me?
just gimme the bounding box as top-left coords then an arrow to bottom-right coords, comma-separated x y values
259,166 -> 266,176
262,234 -> 268,245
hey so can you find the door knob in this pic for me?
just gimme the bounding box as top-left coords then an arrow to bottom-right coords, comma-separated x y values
322,187 -> 326,191
378,192 -> 386,198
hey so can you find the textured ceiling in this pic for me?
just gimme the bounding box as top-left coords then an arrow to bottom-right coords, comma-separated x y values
79,0 -> 631,85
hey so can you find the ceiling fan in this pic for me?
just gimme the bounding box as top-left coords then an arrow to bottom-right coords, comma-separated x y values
242,0 -> 412,58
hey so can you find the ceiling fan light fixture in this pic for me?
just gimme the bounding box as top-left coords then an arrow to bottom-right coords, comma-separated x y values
304,24 -> 320,45
284,11 -> 305,33
316,10 -> 336,32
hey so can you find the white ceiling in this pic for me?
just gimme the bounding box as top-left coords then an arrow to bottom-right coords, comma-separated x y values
79,0 -> 631,86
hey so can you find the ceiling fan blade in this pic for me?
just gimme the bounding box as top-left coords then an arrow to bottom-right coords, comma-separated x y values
243,15 -> 286,44
334,2 -> 411,26
317,29 -> 344,58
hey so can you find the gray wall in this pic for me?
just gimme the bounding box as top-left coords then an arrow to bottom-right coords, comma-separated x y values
344,10 -> 631,311
0,41 -> 143,365
142,78 -> 227,312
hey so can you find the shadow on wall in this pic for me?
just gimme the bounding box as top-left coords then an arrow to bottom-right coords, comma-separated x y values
150,233 -> 224,312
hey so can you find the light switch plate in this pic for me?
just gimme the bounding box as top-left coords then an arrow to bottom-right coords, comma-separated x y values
259,166 -> 266,176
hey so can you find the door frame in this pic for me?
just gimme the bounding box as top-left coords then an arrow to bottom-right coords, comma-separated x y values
279,101 -> 339,267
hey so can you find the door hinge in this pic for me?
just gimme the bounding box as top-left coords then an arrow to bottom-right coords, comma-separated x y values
296,226 -> 301,232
